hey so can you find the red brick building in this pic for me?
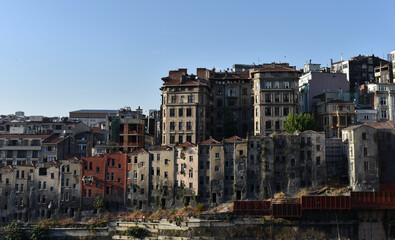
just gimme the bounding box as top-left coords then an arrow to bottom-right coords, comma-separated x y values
81,152 -> 128,210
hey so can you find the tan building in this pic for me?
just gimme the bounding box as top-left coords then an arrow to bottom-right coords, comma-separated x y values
33,161 -> 60,220
129,149 -> 150,210
149,145 -> 176,210
251,66 -> 300,135
342,125 -> 379,191
175,142 -> 199,203
366,83 -> 395,121
58,159 -> 81,217
315,99 -> 356,138
160,69 -> 212,145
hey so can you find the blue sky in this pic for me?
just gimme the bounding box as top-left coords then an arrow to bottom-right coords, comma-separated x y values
1,0 -> 394,117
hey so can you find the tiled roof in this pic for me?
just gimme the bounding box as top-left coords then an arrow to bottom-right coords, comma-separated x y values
224,136 -> 245,143
212,72 -> 250,79
131,148 -> 149,154
43,135 -> 66,144
200,138 -> 221,145
177,142 -> 197,147
162,79 -> 207,87
151,145 -> 173,151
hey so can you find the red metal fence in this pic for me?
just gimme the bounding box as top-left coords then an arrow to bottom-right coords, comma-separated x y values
351,192 -> 395,209
301,196 -> 350,210
272,203 -> 301,218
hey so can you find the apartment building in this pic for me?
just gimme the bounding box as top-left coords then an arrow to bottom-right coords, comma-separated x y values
365,83 -> 395,121
148,145 -> 176,210
81,153 -> 128,210
299,68 -> 349,113
331,54 -> 388,91
107,107 -> 145,152
0,121 -> 90,137
175,142 -> 199,205
251,66 -> 300,135
209,71 -> 252,139
248,131 -> 326,198
160,69 -> 212,145
69,109 -> 117,128
129,148 -> 151,210
315,98 -> 356,138
0,134 -> 77,165
342,125 -> 379,191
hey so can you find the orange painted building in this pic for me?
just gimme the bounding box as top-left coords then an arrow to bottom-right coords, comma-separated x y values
81,152 -> 128,210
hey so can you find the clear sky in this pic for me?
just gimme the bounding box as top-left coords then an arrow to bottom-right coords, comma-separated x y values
1,0 -> 394,117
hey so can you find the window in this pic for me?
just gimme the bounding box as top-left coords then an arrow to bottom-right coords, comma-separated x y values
275,107 -> 279,116
284,82 -> 289,88
133,170 -> 137,179
265,121 -> 272,130
186,122 -> 192,130
215,166 -> 220,172
364,162 -> 369,171
165,159 -> 169,165
275,120 -> 280,130
217,89 -> 222,96
283,94 -> 289,102
186,108 -> 192,117
283,107 -> 289,116
141,174 -> 144,181
265,107 -> 271,116
381,110 -> 388,119
274,81 -> 279,88
170,122 -> 175,130
178,108 -> 183,117
275,93 -> 279,102
189,169 -> 193,178
316,145 -> 320,151
89,162 -> 92,170
380,97 -> 387,106
265,94 -> 271,103
44,181 -> 47,189
170,108 -> 175,117
134,156 -> 138,164
189,156 -> 193,162
188,95 -> 193,103
316,157 -> 321,166
364,147 -> 368,157
164,171 -> 168,178
215,153 -> 219,159
362,133 -> 366,140
171,95 -> 176,103
265,81 -> 271,88
118,178 -> 121,184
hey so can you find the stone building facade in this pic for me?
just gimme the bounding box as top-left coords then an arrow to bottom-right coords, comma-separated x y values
252,66 -> 300,135
342,125 -> 379,191
315,99 -> 356,138
160,69 -> 212,145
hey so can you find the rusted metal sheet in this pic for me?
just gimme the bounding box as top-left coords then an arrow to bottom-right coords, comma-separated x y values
351,192 -> 395,209
301,196 -> 351,210
272,203 -> 301,218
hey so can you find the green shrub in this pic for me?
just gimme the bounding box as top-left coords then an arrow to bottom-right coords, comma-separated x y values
124,226 -> 149,238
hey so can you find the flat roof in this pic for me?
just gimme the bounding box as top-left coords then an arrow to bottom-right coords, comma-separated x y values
70,109 -> 117,114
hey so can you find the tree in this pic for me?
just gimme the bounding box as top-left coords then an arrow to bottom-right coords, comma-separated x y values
93,195 -> 107,213
5,220 -> 26,240
283,113 -> 317,133
30,226 -> 48,240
